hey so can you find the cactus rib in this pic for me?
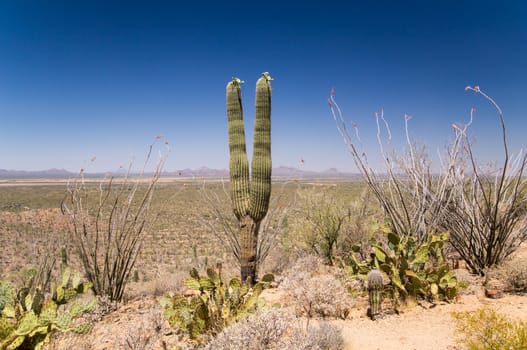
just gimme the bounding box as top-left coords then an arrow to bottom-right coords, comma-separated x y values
367,269 -> 383,320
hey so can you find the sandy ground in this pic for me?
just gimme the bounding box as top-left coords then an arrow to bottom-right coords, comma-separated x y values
46,289 -> 527,350
335,293 -> 527,350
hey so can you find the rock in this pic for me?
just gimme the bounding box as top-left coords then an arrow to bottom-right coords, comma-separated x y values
485,288 -> 504,299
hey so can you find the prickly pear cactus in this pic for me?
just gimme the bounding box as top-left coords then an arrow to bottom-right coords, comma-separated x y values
52,267 -> 92,305
367,269 -> 383,320
226,72 -> 273,284
159,265 -> 274,341
0,267 -> 96,350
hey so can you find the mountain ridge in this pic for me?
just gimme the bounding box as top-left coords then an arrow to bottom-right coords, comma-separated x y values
0,166 -> 358,179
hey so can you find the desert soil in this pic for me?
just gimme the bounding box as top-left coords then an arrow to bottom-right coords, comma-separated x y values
335,293 -> 527,350
47,288 -> 527,350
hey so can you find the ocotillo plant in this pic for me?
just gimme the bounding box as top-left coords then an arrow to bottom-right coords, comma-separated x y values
367,269 -> 383,320
226,72 -> 272,285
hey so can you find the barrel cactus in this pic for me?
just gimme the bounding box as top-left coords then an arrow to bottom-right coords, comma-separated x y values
226,72 -> 272,284
367,269 -> 383,320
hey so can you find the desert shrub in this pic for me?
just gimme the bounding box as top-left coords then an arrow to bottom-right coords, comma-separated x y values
280,255 -> 353,320
503,264 -> 527,293
284,274 -> 352,320
159,264 -> 273,342
61,139 -> 168,301
204,308 -> 345,350
306,322 -> 346,350
282,253 -> 327,277
453,307 -> 527,350
329,91 -> 453,244
330,86 -> 527,276
336,188 -> 380,261
122,307 -> 165,350
203,308 -> 292,350
288,187 -> 351,265
125,271 -> 188,300
488,253 -> 527,293
441,88 -> 527,276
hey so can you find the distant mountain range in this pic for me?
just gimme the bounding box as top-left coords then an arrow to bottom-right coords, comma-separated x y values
164,166 -> 355,178
0,166 -> 358,179
0,168 -> 77,179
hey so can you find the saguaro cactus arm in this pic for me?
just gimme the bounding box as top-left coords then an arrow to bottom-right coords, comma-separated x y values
249,72 -> 273,221
227,78 -> 250,219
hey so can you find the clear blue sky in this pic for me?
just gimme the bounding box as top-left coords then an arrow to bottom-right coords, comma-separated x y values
1,1 -> 526,173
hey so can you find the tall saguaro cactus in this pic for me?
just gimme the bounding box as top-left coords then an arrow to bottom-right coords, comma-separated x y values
226,72 -> 272,284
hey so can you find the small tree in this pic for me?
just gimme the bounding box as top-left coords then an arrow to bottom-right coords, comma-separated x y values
290,187 -> 350,265
61,137 -> 168,301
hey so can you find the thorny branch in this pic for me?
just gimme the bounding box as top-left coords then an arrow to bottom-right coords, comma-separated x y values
61,138 -> 169,300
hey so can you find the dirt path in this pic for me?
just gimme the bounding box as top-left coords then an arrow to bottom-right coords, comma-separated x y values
335,293 -> 527,350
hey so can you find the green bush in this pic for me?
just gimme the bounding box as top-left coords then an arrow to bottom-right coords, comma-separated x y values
289,187 -> 350,265
453,307 -> 527,350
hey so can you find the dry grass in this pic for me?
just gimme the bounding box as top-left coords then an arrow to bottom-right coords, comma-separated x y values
488,243 -> 527,293
0,207 -> 73,279
204,308 -> 345,350
280,254 -> 355,320
0,180 -> 368,284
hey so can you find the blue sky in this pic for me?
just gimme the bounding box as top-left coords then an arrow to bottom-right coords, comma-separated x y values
1,1 -> 526,173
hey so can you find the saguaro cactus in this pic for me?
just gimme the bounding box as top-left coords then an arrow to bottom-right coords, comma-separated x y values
367,269 -> 383,320
226,72 -> 272,284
